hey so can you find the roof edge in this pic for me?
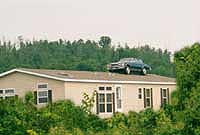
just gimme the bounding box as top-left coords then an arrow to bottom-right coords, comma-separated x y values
0,69 -> 176,85
0,69 -> 66,82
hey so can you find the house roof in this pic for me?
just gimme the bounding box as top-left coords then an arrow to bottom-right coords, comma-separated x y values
0,68 -> 176,85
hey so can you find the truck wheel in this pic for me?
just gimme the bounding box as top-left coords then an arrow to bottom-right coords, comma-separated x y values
142,68 -> 147,75
125,66 -> 131,74
108,70 -> 113,72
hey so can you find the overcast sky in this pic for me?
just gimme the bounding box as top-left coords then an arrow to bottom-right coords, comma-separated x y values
0,0 -> 199,52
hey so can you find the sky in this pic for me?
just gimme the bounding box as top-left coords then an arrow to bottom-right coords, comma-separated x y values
0,0 -> 199,52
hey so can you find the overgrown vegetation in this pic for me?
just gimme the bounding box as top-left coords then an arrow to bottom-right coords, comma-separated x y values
0,95 -> 180,135
0,36 -> 175,77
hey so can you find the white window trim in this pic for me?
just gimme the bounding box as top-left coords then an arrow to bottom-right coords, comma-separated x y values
98,93 -> 106,113
0,88 -> 15,99
97,86 -> 114,114
161,88 -> 169,105
37,83 -> 49,104
37,83 -> 48,90
145,89 -> 151,108
115,85 -> 123,112
106,93 -> 113,113
138,87 -> 143,99
144,88 -> 153,108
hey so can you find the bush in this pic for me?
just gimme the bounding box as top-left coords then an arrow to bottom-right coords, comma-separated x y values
45,100 -> 88,131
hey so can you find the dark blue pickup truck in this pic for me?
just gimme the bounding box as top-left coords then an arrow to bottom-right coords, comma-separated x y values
107,58 -> 151,75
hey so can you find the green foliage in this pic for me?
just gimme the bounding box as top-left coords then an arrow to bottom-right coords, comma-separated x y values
153,109 -> 174,135
0,95 -> 106,135
81,90 -> 96,114
106,112 -> 127,128
48,126 -> 71,135
99,36 -> 111,48
174,42 -> 200,134
138,109 -> 157,135
27,130 -> 38,135
85,114 -> 107,132
44,100 -> 88,132
127,111 -> 142,134
0,38 -> 175,77
0,91 -> 184,135
174,42 -> 200,108
24,91 -> 35,105
0,97 -> 32,134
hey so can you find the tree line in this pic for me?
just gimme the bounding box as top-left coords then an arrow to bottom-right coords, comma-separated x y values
0,36 -> 175,77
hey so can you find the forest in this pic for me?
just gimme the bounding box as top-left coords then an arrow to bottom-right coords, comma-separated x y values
0,36 -> 175,77
1,38 -> 200,135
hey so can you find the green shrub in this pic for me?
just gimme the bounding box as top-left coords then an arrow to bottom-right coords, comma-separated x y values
45,100 -> 88,131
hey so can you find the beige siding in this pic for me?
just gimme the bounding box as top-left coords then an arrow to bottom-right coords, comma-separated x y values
122,84 -> 176,113
0,71 -> 176,118
65,82 -> 176,118
65,82 -> 116,118
0,72 -> 65,102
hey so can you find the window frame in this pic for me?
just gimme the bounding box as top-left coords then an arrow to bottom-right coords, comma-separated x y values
115,85 -> 122,112
99,86 -> 105,91
99,93 -> 106,113
160,88 -> 169,106
37,83 -> 48,89
37,83 -> 49,104
138,88 -> 142,99
106,93 -> 113,113
97,86 -> 114,114
144,88 -> 153,108
0,89 -> 3,96
0,88 -> 15,99
106,87 -> 112,91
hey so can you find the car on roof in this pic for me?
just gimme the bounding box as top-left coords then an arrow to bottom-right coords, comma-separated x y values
107,58 -> 151,75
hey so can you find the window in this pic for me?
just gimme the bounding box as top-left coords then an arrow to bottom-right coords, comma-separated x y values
161,88 -> 169,106
0,89 -> 15,99
38,90 -> 48,103
0,90 -> 3,94
38,91 -> 48,103
138,88 -> 142,99
99,94 -> 105,113
99,94 -> 105,112
106,87 -> 112,91
0,90 -> 3,99
37,83 -> 48,104
5,89 -> 14,94
38,84 -> 48,89
98,93 -> 113,113
144,88 -> 153,108
97,86 -> 114,113
116,86 -> 122,110
99,87 -> 105,91
106,94 -> 113,112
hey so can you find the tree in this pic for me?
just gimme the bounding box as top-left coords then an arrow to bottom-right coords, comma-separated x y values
99,36 -> 111,48
174,42 -> 200,134
174,42 -> 200,109
0,38 -> 175,77
153,109 -> 174,135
